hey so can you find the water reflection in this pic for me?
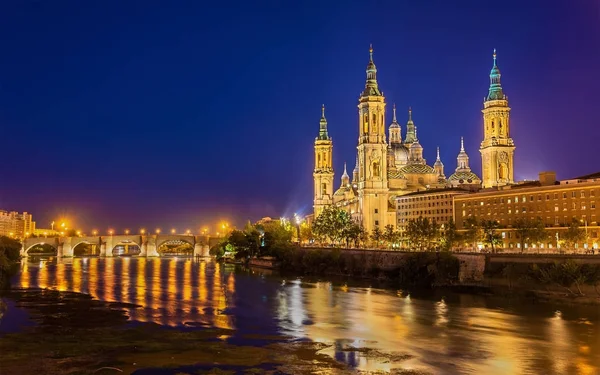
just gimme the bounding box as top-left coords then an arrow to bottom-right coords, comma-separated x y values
11,258 -> 600,374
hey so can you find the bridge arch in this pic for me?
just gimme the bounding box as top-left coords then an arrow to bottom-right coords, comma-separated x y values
24,241 -> 58,256
72,241 -> 101,256
111,239 -> 142,257
156,236 -> 195,256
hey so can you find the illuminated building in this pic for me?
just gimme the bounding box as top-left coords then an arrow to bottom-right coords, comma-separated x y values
312,46 -> 496,232
480,49 -> 515,188
0,210 -> 35,237
396,188 -> 470,234
454,172 -> 600,250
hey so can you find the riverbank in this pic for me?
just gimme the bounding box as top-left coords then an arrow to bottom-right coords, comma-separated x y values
1,288 -> 402,375
268,247 -> 600,305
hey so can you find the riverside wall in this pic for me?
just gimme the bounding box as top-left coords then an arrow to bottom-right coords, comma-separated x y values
301,247 -> 600,286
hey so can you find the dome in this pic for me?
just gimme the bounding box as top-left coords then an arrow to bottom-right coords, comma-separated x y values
391,143 -> 409,165
410,140 -> 422,153
399,163 -> 436,175
448,171 -> 481,184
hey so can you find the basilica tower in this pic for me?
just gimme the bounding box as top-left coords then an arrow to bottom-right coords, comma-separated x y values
357,45 -> 389,232
313,105 -> 334,218
480,49 -> 515,188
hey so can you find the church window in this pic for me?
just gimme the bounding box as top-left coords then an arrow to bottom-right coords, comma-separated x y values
374,209 -> 378,214
375,220 -> 379,226
321,183 -> 327,195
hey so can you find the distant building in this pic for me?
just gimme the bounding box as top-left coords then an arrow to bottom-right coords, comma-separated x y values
0,210 -> 35,238
33,228 -> 60,237
396,188 -> 471,234
312,47 -> 514,233
454,171 -> 600,251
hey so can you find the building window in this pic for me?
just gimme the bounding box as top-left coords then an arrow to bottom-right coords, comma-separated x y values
555,205 -> 559,212
592,202 -> 596,209
374,209 -> 378,214
375,220 -> 379,226
581,191 -> 586,198
546,194 -> 550,200
572,191 -> 577,198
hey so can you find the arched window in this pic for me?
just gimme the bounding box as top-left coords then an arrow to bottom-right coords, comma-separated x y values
373,161 -> 380,178
321,183 -> 327,195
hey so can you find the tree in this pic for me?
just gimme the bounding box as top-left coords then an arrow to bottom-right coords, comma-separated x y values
299,222 -> 313,244
312,206 -> 352,245
440,218 -> 460,251
513,218 -> 548,252
382,225 -> 396,249
342,221 -> 361,248
0,236 -> 22,289
462,216 -> 481,250
406,217 -> 439,251
358,225 -> 369,248
481,220 -> 501,253
370,227 -> 382,247
563,218 -> 587,249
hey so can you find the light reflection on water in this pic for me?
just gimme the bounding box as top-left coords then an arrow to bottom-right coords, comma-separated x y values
11,257 -> 600,375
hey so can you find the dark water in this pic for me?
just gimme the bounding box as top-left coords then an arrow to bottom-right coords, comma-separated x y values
5,257 -> 600,374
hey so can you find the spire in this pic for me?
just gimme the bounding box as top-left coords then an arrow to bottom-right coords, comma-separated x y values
456,136 -> 471,172
317,104 -> 330,140
404,107 -> 416,144
352,154 -> 359,183
434,146 -> 445,177
393,103 -> 397,122
341,162 -> 350,186
361,44 -> 381,97
487,49 -> 504,101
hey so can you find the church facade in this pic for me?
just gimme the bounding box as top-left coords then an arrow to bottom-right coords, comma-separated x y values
312,47 -> 514,233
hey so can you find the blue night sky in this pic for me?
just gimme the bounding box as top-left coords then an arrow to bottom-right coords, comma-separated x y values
0,1 -> 599,232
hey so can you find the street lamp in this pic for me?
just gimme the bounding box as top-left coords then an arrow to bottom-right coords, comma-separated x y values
76,231 -> 81,237
140,228 -> 146,235
125,229 -> 130,235
156,229 -> 161,234
108,229 -> 114,236
171,229 -> 176,234
186,229 -> 191,235
92,230 -> 98,236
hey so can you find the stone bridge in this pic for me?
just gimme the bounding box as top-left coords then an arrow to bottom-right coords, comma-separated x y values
21,234 -> 220,257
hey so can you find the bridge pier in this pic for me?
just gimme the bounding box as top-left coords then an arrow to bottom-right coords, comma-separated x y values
143,236 -> 159,257
60,237 -> 73,257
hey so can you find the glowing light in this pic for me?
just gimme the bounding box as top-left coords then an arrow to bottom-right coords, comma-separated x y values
155,229 -> 161,234
125,229 -> 130,235
140,229 -> 146,234
108,229 -> 114,236
171,229 -> 176,234
186,229 -> 191,235
92,230 -> 98,236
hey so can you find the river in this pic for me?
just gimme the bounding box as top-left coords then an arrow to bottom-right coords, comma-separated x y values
3,257 -> 600,374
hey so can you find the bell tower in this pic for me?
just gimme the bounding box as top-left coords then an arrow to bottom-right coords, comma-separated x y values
357,45 -> 388,233
480,49 -> 515,188
313,105 -> 334,218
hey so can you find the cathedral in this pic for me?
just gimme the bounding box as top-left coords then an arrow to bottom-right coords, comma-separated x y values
312,47 -> 515,233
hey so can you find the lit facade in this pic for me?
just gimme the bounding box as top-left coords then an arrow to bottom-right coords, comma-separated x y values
454,172 -> 600,250
396,188 -> 470,234
313,46 -> 498,232
0,210 -> 35,238
480,49 -> 515,188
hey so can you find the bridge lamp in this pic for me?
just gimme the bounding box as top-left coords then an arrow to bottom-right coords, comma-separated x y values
125,229 -> 130,235
92,230 -> 98,236
186,229 -> 191,235
108,229 -> 114,236
171,229 -> 176,234
76,230 -> 81,236
156,229 -> 161,234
